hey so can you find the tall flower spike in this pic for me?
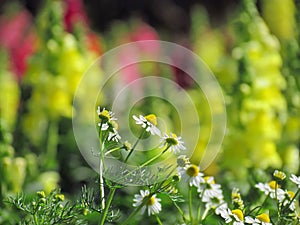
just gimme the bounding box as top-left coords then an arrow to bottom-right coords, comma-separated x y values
160,133 -> 186,154
133,114 -> 161,136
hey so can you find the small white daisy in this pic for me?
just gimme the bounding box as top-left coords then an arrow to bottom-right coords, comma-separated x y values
245,213 -> 272,225
133,190 -> 162,216
133,114 -> 161,136
198,176 -> 223,199
160,133 -> 186,154
255,181 -> 285,199
98,120 -> 121,142
216,206 -> 244,225
290,174 -> 300,188
179,164 -> 204,187
97,107 -> 117,122
215,203 -> 229,217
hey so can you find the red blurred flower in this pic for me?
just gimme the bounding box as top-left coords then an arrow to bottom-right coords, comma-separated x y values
0,9 -> 37,81
64,0 -> 88,32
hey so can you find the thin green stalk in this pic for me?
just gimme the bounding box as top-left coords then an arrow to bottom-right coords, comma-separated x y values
155,214 -> 163,225
172,200 -> 188,223
33,213 -> 39,225
124,129 -> 146,163
120,196 -> 149,225
196,203 -> 201,223
98,187 -> 116,225
105,147 -> 122,156
201,207 -> 209,221
46,120 -> 58,169
139,145 -> 171,168
274,181 -> 280,220
189,186 -> 194,224
99,123 -> 105,210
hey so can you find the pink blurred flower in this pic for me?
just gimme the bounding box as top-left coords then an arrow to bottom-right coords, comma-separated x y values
130,23 -> 160,57
0,9 -> 36,81
64,0 -> 88,32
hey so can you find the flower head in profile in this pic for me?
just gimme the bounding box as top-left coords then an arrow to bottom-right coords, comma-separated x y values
160,133 -> 186,154
133,190 -> 161,216
97,107 -> 121,142
255,180 -> 285,199
245,213 -> 272,225
179,164 -> 204,187
97,107 -> 117,123
273,170 -> 286,181
290,174 -> 300,188
217,206 -> 245,225
133,114 -> 161,136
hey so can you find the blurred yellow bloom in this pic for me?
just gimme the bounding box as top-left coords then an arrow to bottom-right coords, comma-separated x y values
262,0 -> 296,40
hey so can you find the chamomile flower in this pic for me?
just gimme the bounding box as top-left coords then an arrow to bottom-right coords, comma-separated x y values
179,164 -> 204,187
198,176 -> 223,199
232,188 -> 244,210
98,120 -> 121,142
245,213 -> 272,225
217,207 -> 245,225
97,107 -> 117,123
290,174 -> 300,188
273,170 -> 286,181
255,181 -> 285,199
160,133 -> 186,154
133,190 -> 161,216
133,114 -> 161,136
200,177 -> 225,210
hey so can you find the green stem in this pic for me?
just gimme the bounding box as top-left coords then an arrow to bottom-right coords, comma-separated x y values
140,145 -> 171,168
275,181 -> 280,220
124,129 -> 146,163
46,120 -> 58,169
98,187 -> 116,225
120,199 -> 147,225
196,203 -> 201,223
99,123 -> 105,210
105,147 -> 122,156
172,201 -> 188,223
155,214 -> 163,225
201,207 -> 209,221
33,213 -> 39,225
189,186 -> 194,224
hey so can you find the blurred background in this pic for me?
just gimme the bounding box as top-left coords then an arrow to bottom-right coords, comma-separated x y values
0,0 -> 299,223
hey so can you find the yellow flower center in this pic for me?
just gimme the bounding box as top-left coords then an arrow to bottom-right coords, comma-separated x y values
268,180 -> 280,189
145,114 -> 157,126
186,165 -> 199,177
287,191 -> 295,199
256,213 -> 270,223
166,133 -> 179,146
231,209 -> 244,221
99,110 -> 110,122
147,196 -> 156,206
